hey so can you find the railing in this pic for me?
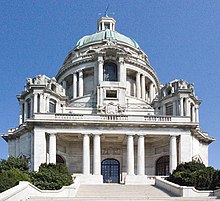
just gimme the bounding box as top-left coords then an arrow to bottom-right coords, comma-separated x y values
100,115 -> 128,121
145,116 -> 172,122
33,113 -> 191,123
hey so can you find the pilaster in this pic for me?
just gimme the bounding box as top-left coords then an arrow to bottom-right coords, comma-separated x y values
48,133 -> 57,164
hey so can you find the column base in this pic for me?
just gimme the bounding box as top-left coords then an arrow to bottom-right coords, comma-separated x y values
78,174 -> 103,184
125,175 -> 149,185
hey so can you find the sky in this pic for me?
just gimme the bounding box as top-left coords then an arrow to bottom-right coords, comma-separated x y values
0,1 -> 219,169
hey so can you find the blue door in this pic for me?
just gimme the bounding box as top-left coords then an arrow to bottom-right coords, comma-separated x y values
101,159 -> 120,183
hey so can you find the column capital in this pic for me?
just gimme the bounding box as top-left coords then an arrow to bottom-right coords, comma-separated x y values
82,132 -> 91,136
170,135 -> 178,138
126,133 -> 135,137
92,132 -> 102,136
137,134 -> 145,137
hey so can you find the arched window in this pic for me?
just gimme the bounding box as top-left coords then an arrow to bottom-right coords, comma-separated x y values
103,62 -> 118,81
156,155 -> 169,176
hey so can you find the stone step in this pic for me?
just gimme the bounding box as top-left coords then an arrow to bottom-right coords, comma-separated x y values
28,184 -> 218,201
29,196 -> 218,201
76,184 -> 172,197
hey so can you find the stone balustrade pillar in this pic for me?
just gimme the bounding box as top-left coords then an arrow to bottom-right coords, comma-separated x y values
169,135 -> 177,173
93,134 -> 101,175
127,135 -> 134,175
83,134 -> 90,175
137,135 -> 145,175
49,133 -> 56,164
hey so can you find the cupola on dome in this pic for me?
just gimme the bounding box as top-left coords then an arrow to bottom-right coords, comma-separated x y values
76,16 -> 140,49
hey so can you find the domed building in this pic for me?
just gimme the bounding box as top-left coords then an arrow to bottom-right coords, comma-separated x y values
2,16 -> 214,184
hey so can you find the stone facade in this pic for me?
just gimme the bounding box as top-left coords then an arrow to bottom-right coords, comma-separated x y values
2,16 -> 214,184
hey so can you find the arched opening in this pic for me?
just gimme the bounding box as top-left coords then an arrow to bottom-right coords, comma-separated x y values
56,154 -> 65,164
103,62 -> 118,81
156,155 -> 169,176
101,158 -> 120,183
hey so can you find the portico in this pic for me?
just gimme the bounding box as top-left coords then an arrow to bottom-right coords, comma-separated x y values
44,125 -> 179,184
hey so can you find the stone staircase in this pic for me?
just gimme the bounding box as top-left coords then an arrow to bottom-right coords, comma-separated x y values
29,184 -> 218,201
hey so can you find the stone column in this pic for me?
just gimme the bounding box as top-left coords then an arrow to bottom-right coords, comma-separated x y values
119,57 -> 125,86
185,98 -> 190,116
24,101 -> 27,121
195,106 -> 199,123
141,75 -> 146,101
127,135 -> 134,175
136,72 -> 141,99
73,73 -> 77,98
98,56 -> 104,84
173,100 -> 177,116
169,135 -> 177,173
33,93 -> 38,113
93,134 -> 101,175
39,94 -> 44,113
180,97 -> 184,116
19,101 -> 24,124
78,70 -> 83,97
149,83 -> 154,102
46,96 -> 50,112
83,134 -> 90,175
62,80 -> 67,89
192,105 -> 195,122
137,135 -> 145,175
49,133 -> 57,164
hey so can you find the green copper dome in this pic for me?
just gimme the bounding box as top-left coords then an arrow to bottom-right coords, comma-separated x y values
76,29 -> 140,49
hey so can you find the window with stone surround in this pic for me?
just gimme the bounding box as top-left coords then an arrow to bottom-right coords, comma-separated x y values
49,99 -> 56,113
26,99 -> 31,119
165,102 -> 173,115
103,62 -> 118,81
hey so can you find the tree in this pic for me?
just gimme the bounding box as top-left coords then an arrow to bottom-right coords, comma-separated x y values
30,163 -> 73,190
0,168 -> 31,193
168,161 -> 217,190
0,156 -> 29,172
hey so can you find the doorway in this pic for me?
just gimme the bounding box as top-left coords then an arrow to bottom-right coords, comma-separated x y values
101,158 -> 120,183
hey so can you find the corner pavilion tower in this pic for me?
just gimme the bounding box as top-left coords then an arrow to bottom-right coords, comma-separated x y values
2,16 -> 214,184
